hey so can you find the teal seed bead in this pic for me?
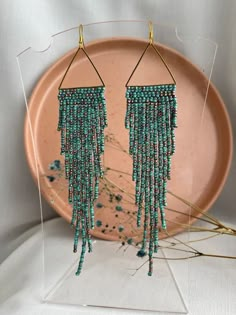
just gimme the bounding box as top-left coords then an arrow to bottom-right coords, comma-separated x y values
88,238 -> 92,253
90,206 -> 95,229
118,225 -> 124,232
58,86 -> 107,276
125,84 -> 177,275
115,205 -> 123,212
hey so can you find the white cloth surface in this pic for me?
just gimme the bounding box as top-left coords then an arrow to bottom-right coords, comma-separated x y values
0,218 -> 235,315
0,0 -> 236,264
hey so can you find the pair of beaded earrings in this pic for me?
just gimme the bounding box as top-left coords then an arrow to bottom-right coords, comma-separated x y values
57,22 -> 177,276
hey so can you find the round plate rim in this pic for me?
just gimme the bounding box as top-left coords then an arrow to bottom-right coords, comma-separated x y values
24,37 -> 233,239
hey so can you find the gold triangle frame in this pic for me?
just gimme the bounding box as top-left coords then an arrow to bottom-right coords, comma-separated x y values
125,21 -> 176,87
58,24 -> 105,89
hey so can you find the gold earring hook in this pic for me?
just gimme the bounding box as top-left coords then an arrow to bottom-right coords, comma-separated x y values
58,23 -> 105,89
79,24 -> 84,48
125,20 -> 176,86
149,21 -> 154,45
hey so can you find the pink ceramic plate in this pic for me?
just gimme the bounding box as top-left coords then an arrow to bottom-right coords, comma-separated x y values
24,38 -> 232,242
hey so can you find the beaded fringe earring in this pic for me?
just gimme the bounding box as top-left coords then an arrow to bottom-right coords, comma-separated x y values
125,22 -> 178,276
57,25 -> 107,275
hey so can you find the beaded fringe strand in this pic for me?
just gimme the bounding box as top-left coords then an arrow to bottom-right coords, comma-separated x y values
58,86 -> 107,275
125,84 -> 177,276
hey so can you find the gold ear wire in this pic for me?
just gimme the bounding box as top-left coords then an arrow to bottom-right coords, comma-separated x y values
149,21 -> 154,45
58,24 -> 105,89
125,21 -> 176,87
79,24 -> 84,48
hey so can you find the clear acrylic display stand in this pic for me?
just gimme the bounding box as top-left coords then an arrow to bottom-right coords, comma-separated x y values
17,20 -> 217,314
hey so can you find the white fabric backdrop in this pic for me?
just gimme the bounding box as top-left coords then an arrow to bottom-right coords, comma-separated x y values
0,0 -> 235,266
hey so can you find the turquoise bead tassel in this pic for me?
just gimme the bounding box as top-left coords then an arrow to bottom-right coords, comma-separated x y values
58,86 -> 107,276
125,84 -> 177,276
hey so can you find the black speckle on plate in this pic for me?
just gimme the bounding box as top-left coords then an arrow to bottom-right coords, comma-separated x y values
47,175 -> 55,182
